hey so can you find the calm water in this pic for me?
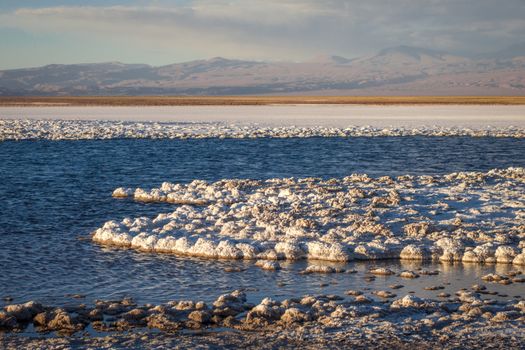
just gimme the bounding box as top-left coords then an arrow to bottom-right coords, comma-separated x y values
1,137 -> 524,306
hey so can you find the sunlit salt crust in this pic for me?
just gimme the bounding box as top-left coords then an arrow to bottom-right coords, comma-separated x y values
93,168 -> 525,264
2,119 -> 525,141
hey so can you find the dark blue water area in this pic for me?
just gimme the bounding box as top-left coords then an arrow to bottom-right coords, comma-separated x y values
0,137 -> 524,306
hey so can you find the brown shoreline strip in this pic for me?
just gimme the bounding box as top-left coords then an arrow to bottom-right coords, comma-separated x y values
1,96 -> 525,106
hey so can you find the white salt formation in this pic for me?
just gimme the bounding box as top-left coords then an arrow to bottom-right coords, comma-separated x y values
92,167 -> 525,265
2,119 -> 525,141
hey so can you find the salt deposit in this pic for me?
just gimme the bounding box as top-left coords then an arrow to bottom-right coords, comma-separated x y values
92,167 -> 525,265
2,119 -> 525,141
2,288 -> 524,349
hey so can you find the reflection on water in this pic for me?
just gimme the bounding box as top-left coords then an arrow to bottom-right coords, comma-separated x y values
0,137 -> 524,306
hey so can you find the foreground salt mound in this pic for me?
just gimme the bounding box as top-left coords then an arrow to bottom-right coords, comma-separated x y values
93,167 -> 525,264
2,119 -> 525,141
3,290 -> 524,339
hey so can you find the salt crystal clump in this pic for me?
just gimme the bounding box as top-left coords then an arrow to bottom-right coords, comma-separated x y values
280,307 -> 311,324
274,242 -> 306,260
513,253 -> 525,265
400,245 -> 432,261
472,244 -> 496,261
403,222 -> 433,238
92,168 -> 525,264
436,238 -> 465,262
391,295 -> 427,309
305,242 -> 350,262
112,187 -> 133,198
246,298 -> 284,321
300,265 -> 344,274
495,246 -> 518,264
462,250 -> 483,263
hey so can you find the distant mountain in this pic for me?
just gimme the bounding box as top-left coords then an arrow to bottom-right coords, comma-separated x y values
307,54 -> 353,64
484,43 -> 525,60
376,46 -> 449,60
1,46 -> 524,96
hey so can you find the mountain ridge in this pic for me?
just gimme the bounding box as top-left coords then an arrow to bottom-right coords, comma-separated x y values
1,46 -> 524,96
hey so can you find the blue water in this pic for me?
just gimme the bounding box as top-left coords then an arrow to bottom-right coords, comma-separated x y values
1,137 -> 524,306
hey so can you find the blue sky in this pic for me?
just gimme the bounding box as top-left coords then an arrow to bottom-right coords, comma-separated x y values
1,0 -> 524,69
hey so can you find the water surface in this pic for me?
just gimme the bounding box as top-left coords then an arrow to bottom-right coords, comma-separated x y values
1,137 -> 524,306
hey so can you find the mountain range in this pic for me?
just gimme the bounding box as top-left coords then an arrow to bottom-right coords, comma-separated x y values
1,45 -> 525,96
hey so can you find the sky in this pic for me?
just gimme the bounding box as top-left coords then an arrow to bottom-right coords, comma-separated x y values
0,0 -> 524,69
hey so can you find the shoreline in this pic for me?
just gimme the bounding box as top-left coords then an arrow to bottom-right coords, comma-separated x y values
1,96 -> 525,107
1,105 -> 525,130
1,286 -> 524,349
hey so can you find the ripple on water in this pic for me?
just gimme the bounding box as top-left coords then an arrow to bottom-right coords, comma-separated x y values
0,137 -> 524,306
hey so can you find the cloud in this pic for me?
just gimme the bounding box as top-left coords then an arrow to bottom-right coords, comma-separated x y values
1,0 -> 525,63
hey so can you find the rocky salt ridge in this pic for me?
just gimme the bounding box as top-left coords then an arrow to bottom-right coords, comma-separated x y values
93,167 -> 525,265
2,119 -> 525,141
1,288 -> 524,349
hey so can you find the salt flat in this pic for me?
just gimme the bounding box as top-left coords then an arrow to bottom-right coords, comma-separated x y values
1,105 -> 525,128
2,104 -> 525,348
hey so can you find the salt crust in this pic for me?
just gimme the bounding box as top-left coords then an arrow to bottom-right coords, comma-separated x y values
93,167 -> 525,265
2,119 -> 525,141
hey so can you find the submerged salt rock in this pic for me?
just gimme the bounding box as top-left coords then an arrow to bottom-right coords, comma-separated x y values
369,267 -> 395,276
374,290 -> 396,298
255,260 -> 281,271
345,290 -> 363,296
300,265 -> 343,274
481,273 -> 507,282
399,270 -> 420,279
424,285 -> 445,291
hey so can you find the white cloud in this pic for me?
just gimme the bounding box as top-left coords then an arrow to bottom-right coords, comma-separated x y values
1,0 -> 524,62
